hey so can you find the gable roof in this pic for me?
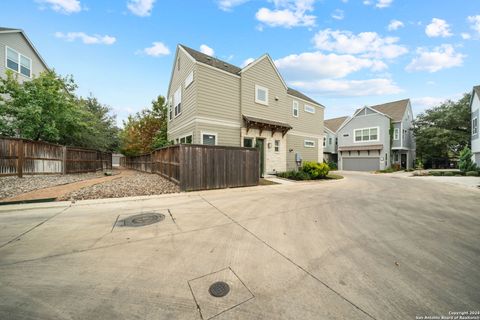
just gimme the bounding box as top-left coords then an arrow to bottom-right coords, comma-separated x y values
368,99 -> 410,122
179,44 -> 241,75
178,44 -> 322,107
473,85 -> 480,98
0,27 -> 49,70
324,116 -> 349,133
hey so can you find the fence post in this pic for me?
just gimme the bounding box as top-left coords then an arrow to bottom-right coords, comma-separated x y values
17,139 -> 24,178
62,146 -> 67,175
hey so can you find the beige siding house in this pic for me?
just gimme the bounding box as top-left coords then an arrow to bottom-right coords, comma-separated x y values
167,45 -> 324,175
0,27 -> 48,81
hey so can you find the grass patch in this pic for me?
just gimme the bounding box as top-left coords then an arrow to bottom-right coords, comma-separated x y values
325,173 -> 344,180
259,178 -> 279,185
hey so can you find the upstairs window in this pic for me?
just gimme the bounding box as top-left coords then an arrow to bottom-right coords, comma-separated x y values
402,129 -> 407,141
473,117 -> 478,135
174,88 -> 182,117
394,128 -> 400,140
185,71 -> 193,88
304,140 -> 315,148
255,85 -> 268,105
168,97 -> 173,121
329,138 -> 332,145
323,137 -> 326,147
292,101 -> 299,117
6,47 -> 31,77
274,140 -> 280,152
304,104 -> 315,114
354,127 -> 378,142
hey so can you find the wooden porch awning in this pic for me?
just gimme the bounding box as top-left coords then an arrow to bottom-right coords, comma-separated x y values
338,144 -> 383,151
243,115 -> 292,137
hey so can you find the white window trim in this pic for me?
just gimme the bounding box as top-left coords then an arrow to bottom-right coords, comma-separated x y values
184,71 -> 194,88
5,46 -> 32,78
292,100 -> 299,117
393,128 -> 400,140
353,126 -> 380,143
174,87 -> 182,118
201,131 -> 218,145
243,137 -> 254,147
304,104 -> 315,114
274,140 -> 280,152
255,84 -> 269,106
304,140 -> 315,148
473,117 -> 478,135
179,132 -> 193,144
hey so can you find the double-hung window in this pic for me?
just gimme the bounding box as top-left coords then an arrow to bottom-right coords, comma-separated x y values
174,88 -> 182,117
394,128 -> 399,140
292,101 -> 299,117
6,47 -> 32,77
274,140 -> 280,152
255,85 -> 268,105
354,127 -> 378,142
472,117 -> 478,135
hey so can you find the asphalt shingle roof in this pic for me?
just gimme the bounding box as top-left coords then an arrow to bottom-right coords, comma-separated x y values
179,44 -> 322,107
324,116 -> 349,132
367,99 -> 410,122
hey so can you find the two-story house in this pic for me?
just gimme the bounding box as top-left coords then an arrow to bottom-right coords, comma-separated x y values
167,45 -> 325,176
336,99 -> 415,171
471,85 -> 480,166
323,116 -> 349,163
0,27 -> 48,81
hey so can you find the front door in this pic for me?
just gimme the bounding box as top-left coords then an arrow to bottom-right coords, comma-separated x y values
255,138 -> 265,177
401,153 -> 407,169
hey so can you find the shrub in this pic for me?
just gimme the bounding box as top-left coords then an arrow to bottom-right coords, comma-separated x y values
429,171 -> 443,176
443,171 -> 454,176
327,161 -> 337,170
277,170 -> 311,180
459,147 -> 477,173
391,163 -> 401,171
301,161 -> 330,179
466,171 -> 479,176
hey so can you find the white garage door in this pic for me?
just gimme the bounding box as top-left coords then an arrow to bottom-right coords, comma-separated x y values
342,157 -> 380,171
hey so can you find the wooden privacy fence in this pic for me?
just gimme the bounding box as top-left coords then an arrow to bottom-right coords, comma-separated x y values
124,144 -> 259,191
0,137 -> 112,177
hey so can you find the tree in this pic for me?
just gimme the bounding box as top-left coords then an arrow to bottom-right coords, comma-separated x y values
119,96 -> 169,156
458,147 -> 477,172
413,93 -> 471,164
0,70 -> 120,151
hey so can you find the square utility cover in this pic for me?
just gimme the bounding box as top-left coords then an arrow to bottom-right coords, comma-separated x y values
188,267 -> 254,320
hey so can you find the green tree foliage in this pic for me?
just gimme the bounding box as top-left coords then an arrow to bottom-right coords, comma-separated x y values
119,96 -> 169,156
413,93 -> 471,163
458,147 -> 477,172
0,70 -> 119,151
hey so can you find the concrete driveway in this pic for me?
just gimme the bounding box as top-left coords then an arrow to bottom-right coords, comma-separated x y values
0,172 -> 479,320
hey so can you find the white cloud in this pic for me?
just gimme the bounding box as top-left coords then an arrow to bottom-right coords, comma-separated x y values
461,33 -> 471,40
200,44 -> 215,56
331,9 -> 344,20
406,44 -> 465,72
55,32 -> 116,45
387,19 -> 404,31
217,0 -> 249,11
241,57 -> 255,67
376,0 -> 393,8
255,0 -> 316,28
289,78 -> 402,96
127,0 -> 155,17
467,15 -> 480,34
411,94 -> 462,114
274,52 -> 387,80
37,0 -> 81,14
312,29 -> 408,59
425,18 -> 452,37
363,0 -> 393,8
139,42 -> 170,57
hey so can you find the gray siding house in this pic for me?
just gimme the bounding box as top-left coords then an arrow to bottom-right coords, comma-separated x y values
337,99 -> 415,171
471,85 -> 480,166
323,116 -> 349,163
0,27 -> 48,81
167,45 -> 325,175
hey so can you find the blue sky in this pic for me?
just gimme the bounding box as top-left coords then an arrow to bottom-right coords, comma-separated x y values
1,0 -> 479,125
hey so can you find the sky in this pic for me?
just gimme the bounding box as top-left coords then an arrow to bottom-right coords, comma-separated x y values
1,0 -> 479,126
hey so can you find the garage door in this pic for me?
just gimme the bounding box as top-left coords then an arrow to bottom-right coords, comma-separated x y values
342,157 -> 380,171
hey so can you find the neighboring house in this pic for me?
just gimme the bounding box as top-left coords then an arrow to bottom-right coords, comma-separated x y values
166,44 -> 325,176
323,116 -> 349,163
471,85 -> 480,166
0,27 -> 48,81
337,99 -> 415,171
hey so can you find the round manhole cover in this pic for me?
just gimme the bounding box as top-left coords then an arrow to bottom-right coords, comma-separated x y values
122,213 -> 165,227
208,281 -> 230,298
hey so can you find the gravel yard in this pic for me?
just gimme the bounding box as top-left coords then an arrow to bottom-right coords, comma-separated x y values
0,172 -> 108,200
60,171 -> 179,200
